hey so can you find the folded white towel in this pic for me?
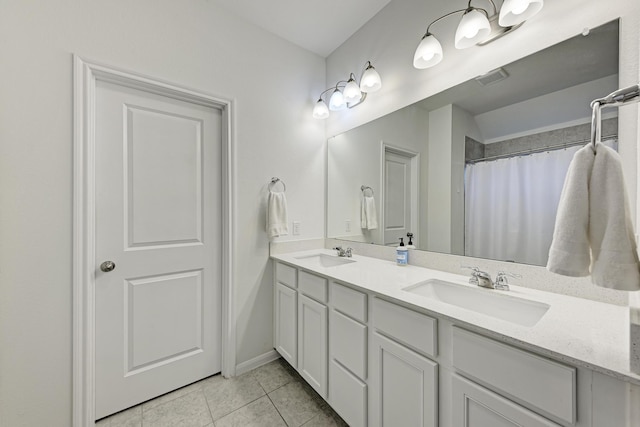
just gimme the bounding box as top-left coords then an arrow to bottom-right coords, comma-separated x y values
589,143 -> 640,290
547,143 -> 595,276
361,195 -> 378,230
547,142 -> 640,291
266,191 -> 288,239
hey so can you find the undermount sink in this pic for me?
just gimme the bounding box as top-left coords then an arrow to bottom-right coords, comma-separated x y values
294,253 -> 356,268
402,279 -> 549,327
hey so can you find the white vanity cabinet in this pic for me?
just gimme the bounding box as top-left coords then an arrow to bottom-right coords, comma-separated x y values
274,263 -> 331,399
452,375 -> 560,427
370,297 -> 439,427
297,271 -> 329,398
452,327 -> 575,426
274,263 -> 297,368
329,282 -> 368,427
273,258 -> 640,427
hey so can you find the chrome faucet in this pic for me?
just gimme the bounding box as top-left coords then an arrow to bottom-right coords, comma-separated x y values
494,271 -> 521,291
461,267 -> 520,291
333,246 -> 353,257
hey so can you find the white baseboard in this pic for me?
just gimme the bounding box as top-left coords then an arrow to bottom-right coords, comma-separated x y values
235,349 -> 280,376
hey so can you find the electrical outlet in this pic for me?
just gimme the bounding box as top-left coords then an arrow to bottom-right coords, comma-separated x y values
345,220 -> 351,232
292,221 -> 301,235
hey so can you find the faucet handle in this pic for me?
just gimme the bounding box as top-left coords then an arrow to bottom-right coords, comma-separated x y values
344,247 -> 353,257
494,271 -> 521,290
461,266 -> 481,285
461,266 -> 480,274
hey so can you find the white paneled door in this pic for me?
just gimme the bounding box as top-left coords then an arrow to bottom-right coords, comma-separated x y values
94,80 -> 222,419
383,150 -> 414,246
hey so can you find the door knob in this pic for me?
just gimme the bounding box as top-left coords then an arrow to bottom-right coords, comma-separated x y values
100,261 -> 116,272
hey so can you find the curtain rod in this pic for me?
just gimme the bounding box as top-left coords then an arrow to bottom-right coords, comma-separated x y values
466,135 -> 618,165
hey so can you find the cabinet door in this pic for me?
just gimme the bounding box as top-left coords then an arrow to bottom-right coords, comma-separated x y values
274,282 -> 297,368
452,375 -> 559,427
370,332 -> 438,427
298,294 -> 328,398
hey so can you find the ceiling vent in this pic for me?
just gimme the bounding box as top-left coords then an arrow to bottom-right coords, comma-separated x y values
475,68 -> 509,86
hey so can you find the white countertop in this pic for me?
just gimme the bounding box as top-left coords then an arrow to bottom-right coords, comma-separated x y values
272,249 -> 640,385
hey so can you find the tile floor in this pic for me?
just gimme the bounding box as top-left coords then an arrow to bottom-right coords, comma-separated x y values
96,358 -> 348,427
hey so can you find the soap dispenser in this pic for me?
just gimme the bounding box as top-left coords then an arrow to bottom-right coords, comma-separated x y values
406,232 -> 416,249
396,237 -> 408,266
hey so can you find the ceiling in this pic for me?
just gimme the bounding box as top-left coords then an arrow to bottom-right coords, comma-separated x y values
211,0 -> 393,57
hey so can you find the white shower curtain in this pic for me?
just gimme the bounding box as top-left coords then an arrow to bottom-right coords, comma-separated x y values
464,141 -> 617,265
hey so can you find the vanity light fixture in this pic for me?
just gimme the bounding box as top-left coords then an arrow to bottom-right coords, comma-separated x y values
313,61 -> 382,119
413,0 -> 543,69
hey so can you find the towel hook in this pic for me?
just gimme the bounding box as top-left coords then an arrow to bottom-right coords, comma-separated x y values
269,177 -> 286,192
361,185 -> 374,196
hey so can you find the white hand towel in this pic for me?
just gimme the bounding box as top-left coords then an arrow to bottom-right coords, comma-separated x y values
547,143 -> 595,276
589,143 -> 640,290
547,142 -> 640,291
266,191 -> 288,239
361,195 -> 378,230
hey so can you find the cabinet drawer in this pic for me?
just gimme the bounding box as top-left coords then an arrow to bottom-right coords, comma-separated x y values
452,375 -> 560,427
330,309 -> 367,379
373,297 -> 437,357
452,327 -> 575,425
329,360 -> 367,427
298,270 -> 328,303
331,282 -> 367,323
276,262 -> 297,288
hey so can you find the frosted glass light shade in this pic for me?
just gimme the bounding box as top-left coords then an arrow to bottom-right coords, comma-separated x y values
312,99 -> 330,119
413,34 -> 443,69
499,0 -> 543,26
343,78 -> 363,104
360,65 -> 382,93
329,89 -> 346,111
455,9 -> 491,49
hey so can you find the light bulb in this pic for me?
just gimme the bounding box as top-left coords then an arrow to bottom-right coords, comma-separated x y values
360,64 -> 382,93
343,77 -> 363,104
312,99 -> 329,119
329,89 -> 346,111
455,9 -> 491,49
413,34 -> 443,69
499,0 -> 543,27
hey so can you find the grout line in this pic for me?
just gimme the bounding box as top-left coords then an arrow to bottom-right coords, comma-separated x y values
201,389 -> 216,427
265,392 -> 290,427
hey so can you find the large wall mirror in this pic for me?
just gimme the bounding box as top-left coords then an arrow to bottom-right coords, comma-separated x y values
327,20 -> 620,266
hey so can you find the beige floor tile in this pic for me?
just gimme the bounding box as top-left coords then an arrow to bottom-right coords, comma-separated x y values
142,380 -> 204,412
268,380 -> 325,427
202,372 -> 266,420
301,405 -> 348,427
214,395 -> 287,427
250,358 -> 297,393
98,405 -> 142,427
143,390 -> 213,427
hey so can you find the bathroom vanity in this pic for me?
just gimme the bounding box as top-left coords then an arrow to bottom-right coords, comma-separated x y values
271,249 -> 639,427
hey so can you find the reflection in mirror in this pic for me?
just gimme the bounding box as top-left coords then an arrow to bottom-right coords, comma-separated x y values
327,20 -> 619,266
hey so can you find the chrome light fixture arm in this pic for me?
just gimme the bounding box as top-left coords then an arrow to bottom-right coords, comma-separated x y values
312,60 -> 381,119
413,0 -> 543,69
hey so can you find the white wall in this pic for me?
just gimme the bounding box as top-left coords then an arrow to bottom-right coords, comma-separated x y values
427,105 -> 452,252
0,1 -> 325,425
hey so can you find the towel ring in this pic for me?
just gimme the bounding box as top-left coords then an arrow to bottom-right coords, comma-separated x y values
269,177 -> 286,192
361,185 -> 374,196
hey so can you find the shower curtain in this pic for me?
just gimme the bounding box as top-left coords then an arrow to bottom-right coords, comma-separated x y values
464,140 -> 617,265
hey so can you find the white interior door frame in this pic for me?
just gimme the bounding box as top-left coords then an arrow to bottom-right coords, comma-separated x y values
72,56 -> 236,427
379,142 -> 420,246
